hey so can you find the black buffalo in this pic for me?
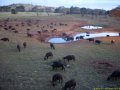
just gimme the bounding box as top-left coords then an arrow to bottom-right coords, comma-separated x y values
106,35 -> 110,37
63,55 -> 75,62
86,38 -> 94,42
44,52 -> 53,60
62,79 -> 76,90
76,36 -> 80,40
107,70 -> 120,81
52,61 -> 65,70
79,36 -> 84,39
66,36 -> 74,41
95,40 -> 102,44
76,36 -> 84,40
52,73 -> 63,86
27,33 -> 33,37
23,42 -> 27,48
17,44 -> 21,52
1,38 -> 9,41
50,43 -> 55,49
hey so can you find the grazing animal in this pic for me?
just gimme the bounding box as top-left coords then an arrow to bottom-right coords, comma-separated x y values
107,70 -> 120,81
44,52 -> 53,60
1,38 -> 9,41
86,34 -> 90,36
17,44 -> 21,52
86,38 -> 94,42
13,30 -> 18,33
66,36 -> 74,41
76,36 -> 80,40
79,36 -> 84,39
23,42 -> 27,48
63,55 -> 75,62
52,61 -> 65,70
106,35 -> 110,37
4,28 -> 8,30
52,73 -> 63,86
111,40 -> 115,44
50,43 -> 55,49
27,33 -> 33,37
62,79 -> 76,90
95,40 -> 102,44
37,31 -> 41,34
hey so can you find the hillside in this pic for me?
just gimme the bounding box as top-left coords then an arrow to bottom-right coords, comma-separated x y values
110,6 -> 120,17
0,3 -> 55,12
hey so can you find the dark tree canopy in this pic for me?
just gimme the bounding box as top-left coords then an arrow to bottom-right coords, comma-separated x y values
11,9 -> 17,14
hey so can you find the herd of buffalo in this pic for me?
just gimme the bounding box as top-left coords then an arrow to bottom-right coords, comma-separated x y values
0,18 -> 120,90
44,44 -> 120,89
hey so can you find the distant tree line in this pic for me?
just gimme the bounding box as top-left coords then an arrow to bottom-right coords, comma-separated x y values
0,4 -> 113,16
54,6 -> 109,16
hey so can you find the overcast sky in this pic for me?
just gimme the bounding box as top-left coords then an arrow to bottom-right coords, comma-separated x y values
0,0 -> 120,10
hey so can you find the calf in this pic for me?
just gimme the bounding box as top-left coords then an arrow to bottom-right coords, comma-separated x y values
107,70 -> 120,81
63,55 -> 75,62
62,79 -> 76,90
44,52 -> 53,60
52,61 -> 65,70
52,73 -> 63,86
1,38 -> 9,41
111,40 -> 115,44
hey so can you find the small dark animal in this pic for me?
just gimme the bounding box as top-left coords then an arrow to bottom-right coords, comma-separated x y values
27,33 -> 33,37
17,44 -> 21,52
86,34 -> 90,36
79,36 -> 84,39
52,73 -> 63,86
4,28 -> 8,30
107,70 -> 120,81
63,55 -> 75,62
62,79 -> 76,90
37,31 -> 41,34
13,30 -> 18,33
86,38 -> 94,42
50,43 -> 55,49
111,40 -> 115,44
106,35 -> 110,37
23,42 -> 27,48
95,40 -> 102,44
76,36 -> 80,40
52,61 -> 65,70
44,52 -> 53,60
66,36 -> 74,41
1,38 -> 9,41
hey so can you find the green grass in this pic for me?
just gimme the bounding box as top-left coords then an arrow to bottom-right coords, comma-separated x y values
0,13 -> 120,90
0,12 -> 61,19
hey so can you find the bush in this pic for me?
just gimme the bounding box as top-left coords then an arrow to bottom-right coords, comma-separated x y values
11,9 -> 17,14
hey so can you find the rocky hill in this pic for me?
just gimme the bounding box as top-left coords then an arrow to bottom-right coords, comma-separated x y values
110,6 -> 120,17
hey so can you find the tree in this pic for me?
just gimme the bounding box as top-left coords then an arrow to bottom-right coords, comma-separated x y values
80,8 -> 87,16
70,6 -> 80,14
16,5 -> 25,12
0,6 -> 11,12
11,9 -> 17,14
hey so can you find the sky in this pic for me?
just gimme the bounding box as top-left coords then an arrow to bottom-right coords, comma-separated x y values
0,0 -> 120,10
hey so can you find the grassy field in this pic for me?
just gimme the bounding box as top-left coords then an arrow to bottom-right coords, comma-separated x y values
0,12 -> 120,90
